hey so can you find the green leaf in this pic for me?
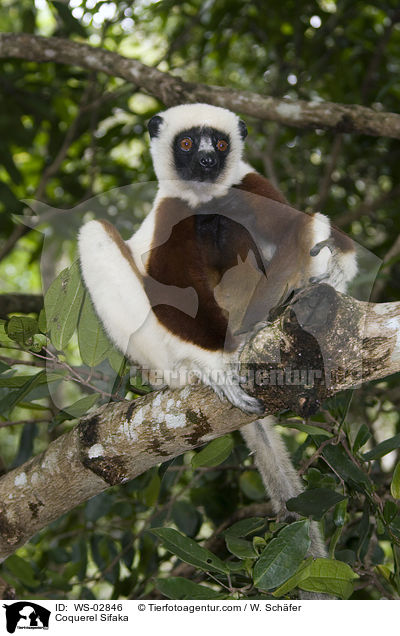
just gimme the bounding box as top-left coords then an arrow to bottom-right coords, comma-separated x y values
383,500 -> 397,523
286,488 -> 346,521
362,434 -> 400,462
4,555 -> 39,588
172,501 -> 202,538
298,558 -> 358,599
120,531 -> 135,569
225,536 -> 259,559
85,493 -> 113,522
108,348 -> 127,375
151,527 -> 230,574
0,143 -> 22,184
143,472 -> 160,506
224,517 -> 266,538
41,267 -> 69,333
0,321 -> 17,348
90,535 -> 119,585
38,308 -> 47,334
239,470 -> 265,500
29,333 -> 47,353
272,557 -> 314,596
391,462 -> 400,499
253,520 -> 311,590
78,293 -> 112,366
49,261 -> 84,350
0,371 -> 62,389
6,316 -> 39,347
156,577 -> 224,599
333,499 -> 348,527
0,360 -> 10,374
54,393 -> 100,426
226,560 -> 246,573
303,467 -> 337,490
0,370 -> 46,417
375,565 -> 393,584
323,444 -> 370,489
280,419 -> 332,438
192,435 -> 233,468
64,393 -> 99,419
353,424 -> 371,453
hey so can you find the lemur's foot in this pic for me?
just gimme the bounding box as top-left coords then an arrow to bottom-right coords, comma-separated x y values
309,272 -> 330,284
310,238 -> 335,257
213,381 -> 265,415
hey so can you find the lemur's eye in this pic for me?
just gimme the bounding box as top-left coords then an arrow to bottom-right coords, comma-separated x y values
180,137 -> 193,151
216,139 -> 228,152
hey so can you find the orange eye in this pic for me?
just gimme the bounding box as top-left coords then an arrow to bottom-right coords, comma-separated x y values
180,137 -> 193,151
216,139 -> 228,152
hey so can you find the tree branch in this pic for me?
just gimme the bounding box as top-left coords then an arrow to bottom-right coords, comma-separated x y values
0,294 -> 43,318
1,285 -> 400,560
335,183 -> 400,228
1,33 -> 400,139
0,384 -> 254,561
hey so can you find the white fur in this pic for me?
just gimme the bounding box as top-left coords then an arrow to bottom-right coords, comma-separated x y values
150,103 -> 246,207
308,212 -> 358,292
309,213 -> 332,279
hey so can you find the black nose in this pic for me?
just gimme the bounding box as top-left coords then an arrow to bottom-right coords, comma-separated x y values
199,152 -> 217,168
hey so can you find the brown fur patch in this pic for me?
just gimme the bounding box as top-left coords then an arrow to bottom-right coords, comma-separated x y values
235,172 -> 355,255
146,198 -> 236,351
145,188 -> 325,344
99,219 -> 142,277
143,171 -> 355,350
331,224 -> 355,253
234,172 -> 288,205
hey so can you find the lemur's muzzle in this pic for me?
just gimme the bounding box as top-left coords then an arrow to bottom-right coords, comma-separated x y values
198,152 -> 217,169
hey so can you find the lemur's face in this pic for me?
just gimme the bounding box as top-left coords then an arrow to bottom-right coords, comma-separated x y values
172,126 -> 230,182
147,104 -> 247,188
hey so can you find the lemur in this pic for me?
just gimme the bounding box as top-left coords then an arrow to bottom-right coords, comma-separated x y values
79,103 -> 357,558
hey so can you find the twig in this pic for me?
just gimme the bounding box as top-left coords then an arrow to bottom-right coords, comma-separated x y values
335,183 -> 400,227
298,436 -> 341,476
0,418 -> 51,429
0,74 -> 103,263
313,134 -> 343,212
371,234 -> 400,302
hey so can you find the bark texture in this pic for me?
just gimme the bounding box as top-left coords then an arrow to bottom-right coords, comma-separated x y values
1,286 -> 400,560
0,33 -> 399,139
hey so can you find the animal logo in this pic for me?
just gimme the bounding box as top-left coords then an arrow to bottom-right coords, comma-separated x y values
3,602 -> 50,633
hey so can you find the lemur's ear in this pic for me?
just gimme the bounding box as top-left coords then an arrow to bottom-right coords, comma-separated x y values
147,115 -> 163,139
238,120 -> 248,140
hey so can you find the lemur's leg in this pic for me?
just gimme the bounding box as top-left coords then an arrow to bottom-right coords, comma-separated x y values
308,214 -> 357,292
78,220 -> 151,356
208,370 -> 265,415
310,238 -> 335,257
241,416 -> 327,558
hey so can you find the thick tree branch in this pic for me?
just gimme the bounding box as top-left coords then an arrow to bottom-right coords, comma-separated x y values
0,294 -> 43,318
1,33 -> 400,139
0,385 -> 254,561
1,286 -> 400,560
241,285 -> 400,414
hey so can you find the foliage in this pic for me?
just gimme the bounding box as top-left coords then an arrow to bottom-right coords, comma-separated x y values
1,0 -> 400,600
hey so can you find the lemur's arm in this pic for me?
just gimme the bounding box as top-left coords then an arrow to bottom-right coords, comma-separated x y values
78,219 -> 151,358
